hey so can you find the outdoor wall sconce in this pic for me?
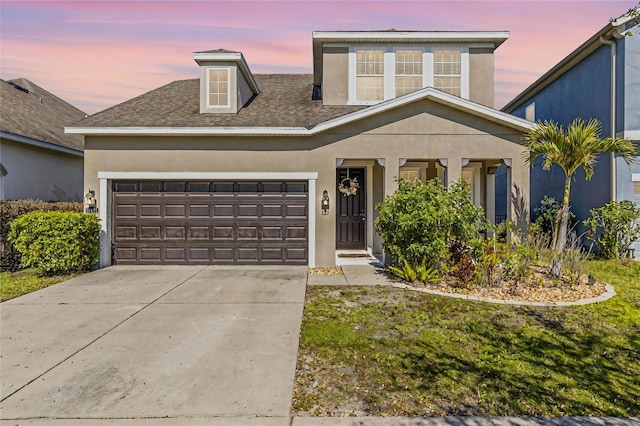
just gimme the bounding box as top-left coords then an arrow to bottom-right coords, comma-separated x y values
321,189 -> 330,215
84,189 -> 97,213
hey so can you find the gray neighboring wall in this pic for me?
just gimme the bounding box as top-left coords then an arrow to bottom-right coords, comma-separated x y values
0,78 -> 86,201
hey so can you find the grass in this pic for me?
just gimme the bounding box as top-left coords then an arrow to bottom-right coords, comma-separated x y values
293,259 -> 640,417
0,269 -> 74,302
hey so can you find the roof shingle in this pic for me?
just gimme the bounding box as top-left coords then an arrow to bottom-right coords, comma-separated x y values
77,75 -> 365,128
0,78 -> 86,151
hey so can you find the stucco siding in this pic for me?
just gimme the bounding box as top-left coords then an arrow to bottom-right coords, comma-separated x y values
322,47 -> 349,105
469,48 -> 495,108
0,139 -> 83,201
84,99 -> 528,266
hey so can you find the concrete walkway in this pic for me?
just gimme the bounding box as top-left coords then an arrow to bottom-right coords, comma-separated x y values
1,265 -> 307,424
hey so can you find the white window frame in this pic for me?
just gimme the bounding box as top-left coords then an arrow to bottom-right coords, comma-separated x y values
431,47 -> 466,98
399,167 -> 421,182
350,48 -> 386,104
394,49 -> 424,97
525,103 -> 536,122
347,44 -> 469,104
206,67 -> 231,109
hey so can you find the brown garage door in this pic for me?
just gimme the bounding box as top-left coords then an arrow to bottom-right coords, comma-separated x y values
112,181 -> 308,265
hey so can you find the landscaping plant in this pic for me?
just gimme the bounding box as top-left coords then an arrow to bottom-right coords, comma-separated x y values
584,200 -> 640,259
523,118 -> 638,277
375,178 -> 486,271
0,200 -> 82,271
8,211 -> 100,275
532,195 -> 576,248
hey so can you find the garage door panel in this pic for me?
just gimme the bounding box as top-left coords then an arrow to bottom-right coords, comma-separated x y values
115,225 -> 137,240
140,226 -> 161,240
188,227 -> 210,239
165,226 -> 186,240
165,204 -> 186,217
140,204 -> 161,217
113,180 -> 308,265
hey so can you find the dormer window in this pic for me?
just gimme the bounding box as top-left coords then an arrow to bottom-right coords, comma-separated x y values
355,50 -> 384,102
433,49 -> 461,96
207,68 -> 230,108
395,50 -> 423,97
193,50 -> 259,114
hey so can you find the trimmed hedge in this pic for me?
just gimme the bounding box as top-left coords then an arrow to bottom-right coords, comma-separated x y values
0,200 -> 83,271
8,211 -> 100,276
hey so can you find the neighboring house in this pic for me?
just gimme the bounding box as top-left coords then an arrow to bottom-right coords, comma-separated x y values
501,10 -> 640,257
67,30 -> 534,268
0,78 -> 86,201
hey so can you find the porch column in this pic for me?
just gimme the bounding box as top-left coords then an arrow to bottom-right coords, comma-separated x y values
381,157 -> 399,196
503,159 -> 513,222
444,157 -> 462,186
486,167 -> 497,225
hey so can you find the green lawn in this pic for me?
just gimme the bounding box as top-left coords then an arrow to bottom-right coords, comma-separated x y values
293,259 -> 640,417
0,269 -> 74,302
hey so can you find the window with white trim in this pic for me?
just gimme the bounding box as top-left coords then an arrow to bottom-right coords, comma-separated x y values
395,50 -> 423,97
433,49 -> 461,96
525,103 -> 535,121
207,68 -> 230,108
356,50 -> 384,102
399,167 -> 420,182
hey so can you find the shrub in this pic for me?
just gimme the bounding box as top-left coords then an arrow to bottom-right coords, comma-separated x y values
375,178 -> 486,269
532,195 -> 576,246
0,200 -> 82,271
584,200 -> 640,259
8,211 -> 100,275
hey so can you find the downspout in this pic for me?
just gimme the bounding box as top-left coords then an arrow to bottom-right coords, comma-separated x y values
599,35 -> 617,201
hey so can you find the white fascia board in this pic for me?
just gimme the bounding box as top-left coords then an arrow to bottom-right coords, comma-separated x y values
65,126 -> 308,136
67,89 -> 534,137
312,31 -> 509,43
97,171 -> 318,180
193,52 -> 259,94
312,87 -> 535,133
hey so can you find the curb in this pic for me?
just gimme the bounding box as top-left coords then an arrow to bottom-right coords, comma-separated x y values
391,283 -> 616,307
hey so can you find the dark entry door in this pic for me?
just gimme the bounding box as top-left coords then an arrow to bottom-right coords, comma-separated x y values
336,168 -> 366,250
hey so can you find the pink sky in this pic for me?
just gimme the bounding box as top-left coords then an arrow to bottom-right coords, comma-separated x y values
1,1 -> 637,114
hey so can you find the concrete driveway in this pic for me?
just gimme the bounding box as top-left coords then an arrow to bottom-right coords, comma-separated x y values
0,265 -> 307,425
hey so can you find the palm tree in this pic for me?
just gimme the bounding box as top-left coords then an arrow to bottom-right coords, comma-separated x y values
524,118 -> 638,277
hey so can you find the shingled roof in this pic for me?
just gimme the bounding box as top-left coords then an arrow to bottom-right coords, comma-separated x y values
1,78 -> 86,151
77,75 -> 365,128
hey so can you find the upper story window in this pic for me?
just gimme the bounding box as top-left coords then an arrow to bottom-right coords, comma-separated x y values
356,50 -> 384,102
525,102 -> 535,121
348,46 -> 468,104
433,49 -> 461,96
207,68 -> 230,108
395,50 -> 423,97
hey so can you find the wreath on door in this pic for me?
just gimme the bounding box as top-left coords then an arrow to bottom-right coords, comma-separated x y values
338,177 -> 359,196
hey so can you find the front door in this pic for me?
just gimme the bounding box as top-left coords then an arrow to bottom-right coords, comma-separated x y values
336,168 -> 366,250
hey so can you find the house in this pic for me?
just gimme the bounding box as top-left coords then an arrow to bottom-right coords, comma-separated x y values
0,78 -> 86,201
67,30 -> 534,268
501,9 -> 640,257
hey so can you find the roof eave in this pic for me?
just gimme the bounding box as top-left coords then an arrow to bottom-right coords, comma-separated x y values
1,130 -> 84,157
66,88 -> 534,138
502,15 -> 637,113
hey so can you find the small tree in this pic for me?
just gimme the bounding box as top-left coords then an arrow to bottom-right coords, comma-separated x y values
524,118 -> 638,277
584,200 -> 640,259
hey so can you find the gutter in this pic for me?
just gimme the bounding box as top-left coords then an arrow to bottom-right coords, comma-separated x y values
598,35 -> 617,202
